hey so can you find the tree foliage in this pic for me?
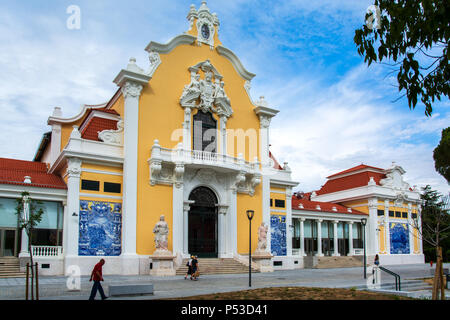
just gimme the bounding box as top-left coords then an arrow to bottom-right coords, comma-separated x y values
354,0 -> 449,116
418,185 -> 450,249
433,127 -> 450,183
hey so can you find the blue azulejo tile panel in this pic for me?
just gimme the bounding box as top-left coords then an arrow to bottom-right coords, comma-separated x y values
390,222 -> 410,254
270,214 -> 286,256
79,200 -> 122,256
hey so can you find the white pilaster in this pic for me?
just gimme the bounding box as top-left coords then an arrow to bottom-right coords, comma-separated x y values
286,188 -> 293,256
384,199 -> 391,255
113,58 -> 150,275
183,107 -> 192,150
182,201 -> 194,255
64,157 -> 81,275
408,203 -> 414,254
368,198 -> 378,255
219,116 -> 227,156
173,183 -> 184,255
217,204 -> 228,258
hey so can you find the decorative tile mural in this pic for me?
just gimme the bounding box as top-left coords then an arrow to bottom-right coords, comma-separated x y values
390,222 -> 410,254
270,214 -> 286,256
79,200 -> 122,256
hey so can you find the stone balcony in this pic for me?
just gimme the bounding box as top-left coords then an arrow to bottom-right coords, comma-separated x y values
148,140 -> 261,194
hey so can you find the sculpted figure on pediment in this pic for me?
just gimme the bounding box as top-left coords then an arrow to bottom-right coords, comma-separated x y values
181,71 -> 201,103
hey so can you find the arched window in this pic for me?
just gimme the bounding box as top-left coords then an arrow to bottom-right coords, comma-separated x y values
193,111 -> 217,153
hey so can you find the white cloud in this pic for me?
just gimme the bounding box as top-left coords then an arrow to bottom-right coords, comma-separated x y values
266,63 -> 449,194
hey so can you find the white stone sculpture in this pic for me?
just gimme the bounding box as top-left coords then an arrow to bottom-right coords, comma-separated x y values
153,215 -> 169,251
256,222 -> 268,252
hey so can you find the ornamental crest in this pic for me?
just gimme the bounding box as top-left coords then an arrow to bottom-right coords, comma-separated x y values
180,60 -> 232,118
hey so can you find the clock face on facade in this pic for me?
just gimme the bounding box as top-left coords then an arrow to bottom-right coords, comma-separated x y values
201,24 -> 210,40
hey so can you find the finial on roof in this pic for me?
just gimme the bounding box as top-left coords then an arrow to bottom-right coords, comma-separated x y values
126,57 -> 145,74
52,107 -> 62,117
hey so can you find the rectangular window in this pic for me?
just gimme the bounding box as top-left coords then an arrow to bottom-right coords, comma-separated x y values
377,209 -> 384,216
389,211 -> 394,217
412,213 -> 417,219
395,211 -> 401,218
104,182 -> 121,194
81,179 -> 100,191
270,199 -> 273,207
275,199 -> 285,208
401,212 -> 408,219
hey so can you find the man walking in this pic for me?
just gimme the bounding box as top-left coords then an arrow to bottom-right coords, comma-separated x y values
89,259 -> 108,300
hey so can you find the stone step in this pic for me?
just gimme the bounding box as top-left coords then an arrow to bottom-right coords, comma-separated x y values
176,258 -> 259,275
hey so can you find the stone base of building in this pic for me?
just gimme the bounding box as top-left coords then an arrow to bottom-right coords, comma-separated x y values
379,254 -> 425,266
252,250 -> 274,272
150,250 -> 176,276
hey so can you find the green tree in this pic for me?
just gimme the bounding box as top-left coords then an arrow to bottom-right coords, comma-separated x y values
354,0 -> 449,116
412,185 -> 450,299
15,192 -> 43,300
433,127 -> 450,183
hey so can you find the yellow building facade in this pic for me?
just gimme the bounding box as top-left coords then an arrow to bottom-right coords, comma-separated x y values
37,2 -> 298,275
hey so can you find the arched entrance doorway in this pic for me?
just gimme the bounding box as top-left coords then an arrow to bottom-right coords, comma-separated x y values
188,186 -> 218,258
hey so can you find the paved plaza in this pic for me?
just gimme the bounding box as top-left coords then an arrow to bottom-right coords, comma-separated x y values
0,263 -> 448,300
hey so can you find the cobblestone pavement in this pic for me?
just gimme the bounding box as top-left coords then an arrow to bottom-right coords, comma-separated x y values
0,263 -> 448,300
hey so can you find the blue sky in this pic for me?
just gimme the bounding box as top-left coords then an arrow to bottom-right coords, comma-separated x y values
0,0 -> 448,194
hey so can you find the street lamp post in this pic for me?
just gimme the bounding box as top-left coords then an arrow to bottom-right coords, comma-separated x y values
246,210 -> 255,287
361,218 -> 367,279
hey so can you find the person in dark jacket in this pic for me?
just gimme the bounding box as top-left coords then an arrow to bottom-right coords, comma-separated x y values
89,259 -> 108,300
185,255 -> 193,280
191,256 -> 199,281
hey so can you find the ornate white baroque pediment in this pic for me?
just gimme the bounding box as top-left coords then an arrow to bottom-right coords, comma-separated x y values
180,60 -> 232,118
98,119 -> 124,145
380,163 -> 410,191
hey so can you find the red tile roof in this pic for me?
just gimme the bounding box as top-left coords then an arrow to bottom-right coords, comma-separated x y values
314,164 -> 386,196
292,195 -> 367,215
327,164 -> 384,179
0,158 -> 67,189
81,117 -> 118,141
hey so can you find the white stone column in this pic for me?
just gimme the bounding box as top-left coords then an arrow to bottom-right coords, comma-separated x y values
368,198 -> 378,255
229,189 -> 238,255
384,199 -> 391,255
286,188 -> 293,257
300,218 -> 305,256
333,220 -> 340,256
348,221 -> 354,256
64,157 -> 82,275
114,59 -> 150,275
316,219 -> 323,256
182,201 -> 193,255
219,116 -> 227,156
172,181 -> 184,256
183,107 -> 192,150
18,196 -> 30,258
407,203 -> 414,254
217,204 -> 228,258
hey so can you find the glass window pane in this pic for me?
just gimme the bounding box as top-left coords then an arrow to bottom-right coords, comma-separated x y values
0,198 -> 19,228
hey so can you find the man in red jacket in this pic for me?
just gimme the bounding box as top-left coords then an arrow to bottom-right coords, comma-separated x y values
89,259 -> 108,300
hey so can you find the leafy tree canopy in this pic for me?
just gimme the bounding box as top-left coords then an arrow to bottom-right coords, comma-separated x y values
433,127 -> 450,183
354,0 -> 449,116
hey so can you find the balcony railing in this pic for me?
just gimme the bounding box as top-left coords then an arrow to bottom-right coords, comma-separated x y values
31,246 -> 63,257
151,140 -> 260,172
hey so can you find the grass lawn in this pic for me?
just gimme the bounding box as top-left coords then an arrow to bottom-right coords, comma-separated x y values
168,286 -> 415,300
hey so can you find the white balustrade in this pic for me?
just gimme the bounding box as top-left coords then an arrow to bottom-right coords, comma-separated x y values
31,246 -> 63,257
